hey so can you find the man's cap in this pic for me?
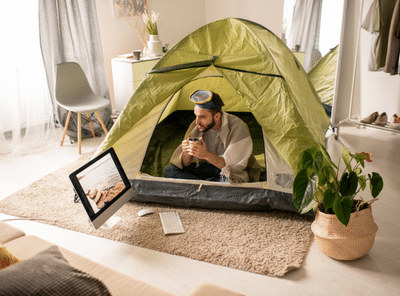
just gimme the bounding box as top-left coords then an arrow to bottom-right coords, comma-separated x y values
190,90 -> 222,110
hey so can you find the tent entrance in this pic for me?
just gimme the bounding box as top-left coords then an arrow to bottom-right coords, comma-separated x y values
140,110 -> 266,181
134,111 -> 297,213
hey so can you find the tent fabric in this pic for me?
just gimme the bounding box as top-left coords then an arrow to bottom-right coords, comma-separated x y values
130,178 -> 300,213
307,45 -> 338,107
94,18 -> 330,212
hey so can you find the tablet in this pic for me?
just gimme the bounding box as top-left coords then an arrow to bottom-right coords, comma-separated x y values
69,147 -> 133,229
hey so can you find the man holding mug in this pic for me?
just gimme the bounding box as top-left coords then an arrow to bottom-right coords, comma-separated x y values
163,90 -> 260,183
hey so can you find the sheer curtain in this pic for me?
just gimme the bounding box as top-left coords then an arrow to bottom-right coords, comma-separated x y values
39,0 -> 112,140
0,1 -> 57,156
286,0 -> 323,72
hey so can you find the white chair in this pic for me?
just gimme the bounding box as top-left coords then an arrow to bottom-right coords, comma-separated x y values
55,62 -> 110,154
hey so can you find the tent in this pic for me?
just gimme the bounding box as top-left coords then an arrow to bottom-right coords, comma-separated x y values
95,18 -> 330,213
308,45 -> 339,117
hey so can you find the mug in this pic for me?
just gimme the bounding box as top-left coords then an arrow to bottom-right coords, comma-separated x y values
188,137 -> 201,143
132,50 -> 141,60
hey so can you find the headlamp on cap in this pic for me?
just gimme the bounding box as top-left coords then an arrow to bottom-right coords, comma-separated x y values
190,90 -> 221,110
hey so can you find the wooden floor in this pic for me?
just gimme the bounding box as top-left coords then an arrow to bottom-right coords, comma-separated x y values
1,124 -> 399,296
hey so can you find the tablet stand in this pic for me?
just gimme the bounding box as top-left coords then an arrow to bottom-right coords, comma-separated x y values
100,216 -> 121,229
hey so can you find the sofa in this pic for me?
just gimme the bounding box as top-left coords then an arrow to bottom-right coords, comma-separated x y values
0,221 -> 243,296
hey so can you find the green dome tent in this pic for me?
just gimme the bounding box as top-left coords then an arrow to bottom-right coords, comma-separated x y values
308,45 -> 339,117
95,18 -> 330,212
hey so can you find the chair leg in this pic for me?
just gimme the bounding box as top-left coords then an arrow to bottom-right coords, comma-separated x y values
61,111 -> 72,146
86,113 -> 96,137
95,111 -> 109,135
78,112 -> 82,154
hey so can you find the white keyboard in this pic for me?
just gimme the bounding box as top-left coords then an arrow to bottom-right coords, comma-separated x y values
159,212 -> 185,235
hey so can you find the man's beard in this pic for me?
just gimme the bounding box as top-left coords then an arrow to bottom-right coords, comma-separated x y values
199,116 -> 215,132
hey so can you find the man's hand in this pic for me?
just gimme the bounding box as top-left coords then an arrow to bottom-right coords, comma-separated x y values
181,138 -> 192,155
186,138 -> 207,159
182,137 -> 226,169
181,137 -> 207,167
181,138 -> 193,167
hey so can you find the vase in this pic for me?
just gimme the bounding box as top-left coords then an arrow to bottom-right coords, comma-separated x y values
311,206 -> 378,260
146,34 -> 162,57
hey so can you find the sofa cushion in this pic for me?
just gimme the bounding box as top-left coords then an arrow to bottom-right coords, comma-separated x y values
5,235 -> 177,296
3,234 -> 54,260
0,244 -> 21,269
188,282 -> 245,296
0,245 -> 111,296
0,222 -> 25,244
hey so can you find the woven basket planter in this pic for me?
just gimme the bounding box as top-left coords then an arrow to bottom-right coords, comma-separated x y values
311,206 -> 378,260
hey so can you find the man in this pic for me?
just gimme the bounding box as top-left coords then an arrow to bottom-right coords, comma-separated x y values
163,90 -> 260,183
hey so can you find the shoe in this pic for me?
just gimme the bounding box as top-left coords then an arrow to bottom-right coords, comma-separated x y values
389,114 -> 400,129
374,112 -> 388,126
361,112 -> 379,124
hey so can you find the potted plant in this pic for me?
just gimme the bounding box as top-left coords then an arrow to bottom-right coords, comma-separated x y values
142,11 -> 162,57
293,145 -> 384,260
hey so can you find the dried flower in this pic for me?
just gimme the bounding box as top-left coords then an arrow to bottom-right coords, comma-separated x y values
142,11 -> 159,35
360,152 -> 373,162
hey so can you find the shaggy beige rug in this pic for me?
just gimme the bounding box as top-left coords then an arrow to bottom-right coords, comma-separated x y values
0,153 -> 314,277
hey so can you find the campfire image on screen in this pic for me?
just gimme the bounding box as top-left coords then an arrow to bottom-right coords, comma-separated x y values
85,181 -> 125,209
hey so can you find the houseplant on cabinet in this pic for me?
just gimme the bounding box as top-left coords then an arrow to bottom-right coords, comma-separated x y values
142,11 -> 162,57
293,145 -> 384,260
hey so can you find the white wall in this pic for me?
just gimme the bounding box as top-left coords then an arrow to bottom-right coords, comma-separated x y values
95,0 -> 139,110
148,0 -> 206,48
205,0 -> 284,36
